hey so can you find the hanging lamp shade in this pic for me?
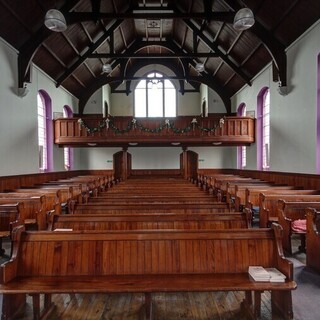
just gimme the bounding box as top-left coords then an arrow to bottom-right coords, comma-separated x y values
233,8 -> 255,31
102,64 -> 112,74
44,9 -> 67,32
195,63 -> 205,72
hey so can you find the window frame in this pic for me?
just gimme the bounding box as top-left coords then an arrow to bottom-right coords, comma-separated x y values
37,90 -> 53,172
63,105 -> 74,171
237,103 -> 247,169
134,71 -> 177,118
257,87 -> 270,171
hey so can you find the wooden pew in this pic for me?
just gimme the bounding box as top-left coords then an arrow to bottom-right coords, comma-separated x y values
306,208 -> 320,273
234,185 -> 296,212
87,196 -> 221,205
0,196 -> 47,230
214,177 -> 265,198
196,174 -> 238,192
225,182 -> 279,211
246,189 -> 320,214
0,224 -> 296,320
0,203 -> 22,255
70,202 -> 230,215
277,201 -> 320,254
11,187 -> 69,205
48,211 -> 252,231
259,193 -> 320,228
0,191 -> 59,214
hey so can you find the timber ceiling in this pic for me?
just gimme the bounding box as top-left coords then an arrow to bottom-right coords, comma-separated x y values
0,0 -> 319,114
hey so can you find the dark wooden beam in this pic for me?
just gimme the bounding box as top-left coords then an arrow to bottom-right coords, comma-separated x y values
56,19 -> 124,87
223,0 -> 287,86
65,10 -> 235,24
88,53 -> 219,58
17,0 -> 81,88
183,19 -> 252,86
78,39 -> 232,114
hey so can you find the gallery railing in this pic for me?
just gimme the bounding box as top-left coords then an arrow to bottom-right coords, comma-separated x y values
54,116 -> 255,147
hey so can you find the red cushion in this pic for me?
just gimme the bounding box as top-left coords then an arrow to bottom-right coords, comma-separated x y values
291,219 -> 306,233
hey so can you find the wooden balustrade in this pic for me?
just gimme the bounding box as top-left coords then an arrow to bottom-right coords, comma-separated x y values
54,116 -> 255,147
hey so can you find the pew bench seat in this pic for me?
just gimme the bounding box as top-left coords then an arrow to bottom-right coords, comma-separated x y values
0,273 -> 296,320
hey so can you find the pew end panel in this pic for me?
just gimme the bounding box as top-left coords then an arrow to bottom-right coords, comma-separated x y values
306,208 -> 320,272
277,200 -> 320,254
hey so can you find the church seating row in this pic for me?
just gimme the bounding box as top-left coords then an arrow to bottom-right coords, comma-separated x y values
48,210 -> 252,231
0,224 -> 296,320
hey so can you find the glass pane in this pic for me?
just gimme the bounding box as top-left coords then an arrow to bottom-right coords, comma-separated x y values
148,86 -> 163,117
164,88 -> 176,117
37,94 -> 47,170
164,79 -> 174,89
136,79 -> 146,89
134,88 -> 147,117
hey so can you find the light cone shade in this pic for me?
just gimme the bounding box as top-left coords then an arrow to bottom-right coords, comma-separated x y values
45,9 -> 67,32
195,63 -> 205,72
233,8 -> 255,31
102,64 -> 112,74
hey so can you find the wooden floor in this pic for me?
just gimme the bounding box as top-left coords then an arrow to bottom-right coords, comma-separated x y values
16,291 -> 271,320
0,238 -> 304,320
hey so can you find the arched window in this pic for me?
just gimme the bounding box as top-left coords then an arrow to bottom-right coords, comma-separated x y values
317,53 -> 320,173
257,88 -> 270,170
134,72 -> 176,117
237,103 -> 246,169
37,90 -> 53,172
63,105 -> 74,171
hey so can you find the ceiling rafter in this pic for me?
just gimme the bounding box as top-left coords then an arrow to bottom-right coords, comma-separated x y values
66,10 -> 236,24
88,52 -> 220,58
17,0 -> 82,88
223,0 -> 287,86
183,18 -> 252,86
78,37 -> 232,114
60,33 -> 96,79
56,19 -> 124,87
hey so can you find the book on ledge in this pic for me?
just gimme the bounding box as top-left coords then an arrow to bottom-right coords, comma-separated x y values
248,266 -> 286,282
265,268 -> 286,282
248,266 -> 271,282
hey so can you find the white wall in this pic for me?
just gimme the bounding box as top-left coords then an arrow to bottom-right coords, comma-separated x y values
231,20 -> 320,174
129,147 -> 181,169
83,88 -> 103,114
190,146 -> 236,169
208,89 -> 226,113
76,147 -> 120,170
0,38 -> 79,176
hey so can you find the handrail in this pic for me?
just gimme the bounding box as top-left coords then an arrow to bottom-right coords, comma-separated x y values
54,116 -> 255,147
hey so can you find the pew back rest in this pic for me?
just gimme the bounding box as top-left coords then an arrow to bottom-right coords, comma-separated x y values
259,194 -> 320,228
72,204 -> 230,215
246,189 -> 319,209
0,204 -> 22,233
278,201 -> 320,223
0,196 -> 45,221
1,224 -> 291,283
49,211 -> 251,231
232,184 -> 292,211
0,192 -> 57,213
